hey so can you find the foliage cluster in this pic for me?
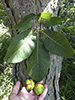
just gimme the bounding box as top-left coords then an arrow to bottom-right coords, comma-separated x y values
0,33 -> 11,64
0,31 -> 11,74
59,0 -> 75,46
59,1 -> 75,100
4,12 -> 75,82
0,64 -> 13,100
59,57 -> 75,100
0,3 -> 12,100
0,27 -> 12,100
0,3 -> 8,26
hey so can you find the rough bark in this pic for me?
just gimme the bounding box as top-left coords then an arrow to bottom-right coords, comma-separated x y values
1,0 -> 63,100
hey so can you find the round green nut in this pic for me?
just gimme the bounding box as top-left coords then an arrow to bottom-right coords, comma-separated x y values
25,79 -> 35,91
34,83 -> 44,95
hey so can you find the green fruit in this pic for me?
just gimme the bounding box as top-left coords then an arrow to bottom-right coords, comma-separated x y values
25,79 -> 35,91
34,83 -> 44,95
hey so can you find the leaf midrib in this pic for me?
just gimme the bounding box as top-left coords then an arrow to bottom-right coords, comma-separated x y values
36,36 -> 39,73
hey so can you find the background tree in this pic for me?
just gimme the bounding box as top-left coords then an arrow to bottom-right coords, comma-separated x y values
1,0 -> 75,100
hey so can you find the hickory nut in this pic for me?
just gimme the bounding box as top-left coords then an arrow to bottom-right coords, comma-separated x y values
25,79 -> 35,91
34,83 -> 44,95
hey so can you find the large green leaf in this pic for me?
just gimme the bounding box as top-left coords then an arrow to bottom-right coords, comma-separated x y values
39,12 -> 66,27
40,29 -> 75,58
13,13 -> 36,31
4,30 -> 36,63
27,37 -> 50,81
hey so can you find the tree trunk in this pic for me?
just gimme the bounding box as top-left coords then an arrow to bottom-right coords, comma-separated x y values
1,0 -> 63,100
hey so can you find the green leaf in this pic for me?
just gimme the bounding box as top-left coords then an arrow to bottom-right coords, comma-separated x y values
49,17 -> 67,26
4,30 -> 36,63
38,12 -> 52,27
40,29 -> 75,58
39,12 -> 66,27
13,13 -> 36,31
27,37 -> 50,81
